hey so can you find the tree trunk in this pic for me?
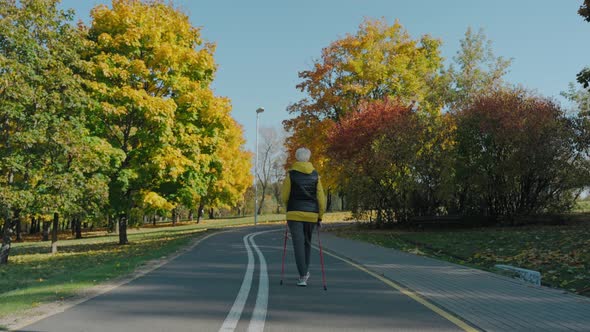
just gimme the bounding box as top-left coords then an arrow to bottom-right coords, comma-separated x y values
30,216 -> 37,235
197,201 -> 204,224
172,208 -> 177,226
71,218 -> 76,236
118,214 -> 129,245
258,192 -> 266,215
188,210 -> 193,222
107,214 -> 117,234
152,215 -> 156,226
0,209 -> 13,265
75,217 -> 82,239
341,194 -> 345,211
42,221 -> 50,241
31,218 -> 35,234
51,212 -> 59,254
15,210 -> 22,242
326,190 -> 332,212
208,207 -> 214,219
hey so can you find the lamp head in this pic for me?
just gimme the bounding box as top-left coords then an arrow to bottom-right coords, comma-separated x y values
256,107 -> 265,114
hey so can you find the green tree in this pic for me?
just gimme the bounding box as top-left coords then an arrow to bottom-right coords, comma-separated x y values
562,84 -> 590,181
84,0 -> 247,242
445,27 -> 512,110
83,0 -> 180,244
581,0 -> 590,20
578,1 -> 590,89
0,0 -> 113,262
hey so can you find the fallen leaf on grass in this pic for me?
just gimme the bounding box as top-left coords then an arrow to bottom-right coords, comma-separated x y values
408,248 -> 425,255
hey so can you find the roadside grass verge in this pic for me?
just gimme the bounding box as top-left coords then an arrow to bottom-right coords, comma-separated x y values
332,219 -> 590,296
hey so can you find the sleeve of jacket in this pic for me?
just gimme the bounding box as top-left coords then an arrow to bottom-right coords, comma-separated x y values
281,173 -> 291,207
317,177 -> 326,218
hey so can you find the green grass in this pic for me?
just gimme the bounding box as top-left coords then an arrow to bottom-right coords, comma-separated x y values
0,228 -> 208,318
332,220 -> 590,296
573,200 -> 590,213
0,212 -> 350,320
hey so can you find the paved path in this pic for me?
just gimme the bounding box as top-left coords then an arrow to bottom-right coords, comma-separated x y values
15,224 -> 590,331
17,226 -> 463,331
319,231 -> 590,332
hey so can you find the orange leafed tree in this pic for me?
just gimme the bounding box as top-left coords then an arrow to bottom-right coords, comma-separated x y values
284,18 -> 444,199
454,88 -> 587,219
327,98 -> 455,223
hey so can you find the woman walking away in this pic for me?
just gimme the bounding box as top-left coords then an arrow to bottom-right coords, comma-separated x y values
281,147 -> 326,287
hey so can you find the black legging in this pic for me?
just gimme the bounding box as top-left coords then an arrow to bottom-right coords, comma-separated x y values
287,220 -> 316,277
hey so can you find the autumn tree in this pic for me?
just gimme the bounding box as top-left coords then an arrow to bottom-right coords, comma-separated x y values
454,88 -> 587,221
284,18 -> 445,202
283,117 -> 338,210
83,0 -> 242,243
151,77 -> 250,224
0,0 -> 115,261
328,98 -> 454,224
444,27 -> 512,110
198,115 -> 252,221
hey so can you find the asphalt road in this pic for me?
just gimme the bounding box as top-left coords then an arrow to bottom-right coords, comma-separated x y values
18,225 -> 463,332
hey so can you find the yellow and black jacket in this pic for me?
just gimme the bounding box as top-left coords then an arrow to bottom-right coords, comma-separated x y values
281,161 -> 326,223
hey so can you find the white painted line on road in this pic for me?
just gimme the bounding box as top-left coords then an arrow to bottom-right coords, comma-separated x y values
219,233 -> 255,332
219,228 -> 279,332
247,232 -> 269,332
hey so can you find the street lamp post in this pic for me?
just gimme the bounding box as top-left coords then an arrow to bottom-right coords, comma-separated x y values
255,107 -> 264,226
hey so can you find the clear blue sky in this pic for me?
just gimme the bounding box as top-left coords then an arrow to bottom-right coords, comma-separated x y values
59,0 -> 590,152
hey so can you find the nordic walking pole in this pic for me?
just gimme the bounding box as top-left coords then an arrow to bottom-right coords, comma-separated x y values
317,224 -> 327,291
280,222 -> 288,285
